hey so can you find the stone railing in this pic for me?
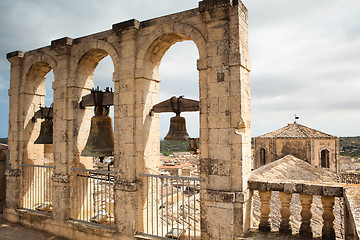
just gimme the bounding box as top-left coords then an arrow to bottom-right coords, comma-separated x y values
343,185 -> 360,240
249,179 -> 359,239
340,173 -> 360,184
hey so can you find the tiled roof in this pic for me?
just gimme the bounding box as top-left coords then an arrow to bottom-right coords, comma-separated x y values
249,155 -> 338,183
257,122 -> 336,139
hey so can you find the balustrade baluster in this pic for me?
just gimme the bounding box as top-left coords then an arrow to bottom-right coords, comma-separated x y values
321,196 -> 335,240
279,192 -> 292,235
299,194 -> 313,238
258,191 -> 271,232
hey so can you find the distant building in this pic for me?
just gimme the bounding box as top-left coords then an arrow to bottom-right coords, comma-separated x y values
158,163 -> 195,176
254,122 -> 339,172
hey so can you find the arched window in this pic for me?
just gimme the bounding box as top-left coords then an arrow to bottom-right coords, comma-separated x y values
321,149 -> 330,168
260,148 -> 266,166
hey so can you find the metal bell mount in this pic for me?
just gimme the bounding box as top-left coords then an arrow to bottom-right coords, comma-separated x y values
80,87 -> 114,160
150,96 -> 199,142
33,104 -> 53,145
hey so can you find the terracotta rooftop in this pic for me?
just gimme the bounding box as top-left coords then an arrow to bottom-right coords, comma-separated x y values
257,122 -> 336,139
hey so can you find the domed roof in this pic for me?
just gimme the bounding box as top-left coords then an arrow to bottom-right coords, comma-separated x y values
257,122 -> 336,139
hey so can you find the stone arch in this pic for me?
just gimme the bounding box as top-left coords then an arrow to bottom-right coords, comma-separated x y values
260,148 -> 266,166
22,60 -> 55,164
72,45 -> 117,169
320,148 -> 330,168
21,53 -> 56,94
73,40 -> 120,84
137,22 -> 207,80
133,24 -> 207,235
134,23 -> 206,169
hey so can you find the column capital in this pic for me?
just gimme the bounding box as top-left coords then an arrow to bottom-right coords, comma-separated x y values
51,37 -> 73,54
199,0 -> 238,12
6,51 -> 24,65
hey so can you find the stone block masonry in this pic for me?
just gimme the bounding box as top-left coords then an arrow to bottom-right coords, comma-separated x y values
5,0 -> 251,239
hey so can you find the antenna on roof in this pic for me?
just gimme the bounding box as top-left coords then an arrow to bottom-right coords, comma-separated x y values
294,114 -> 299,123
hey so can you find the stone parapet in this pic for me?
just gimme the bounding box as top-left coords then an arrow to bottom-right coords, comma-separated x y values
248,180 -> 344,197
343,185 -> 360,239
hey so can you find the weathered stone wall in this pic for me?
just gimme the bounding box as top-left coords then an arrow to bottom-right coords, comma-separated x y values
5,0 -> 251,239
254,137 -> 339,172
275,139 -> 310,162
0,149 -> 6,213
313,138 -> 338,172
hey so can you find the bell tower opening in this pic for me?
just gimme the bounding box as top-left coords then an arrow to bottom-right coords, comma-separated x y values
76,50 -> 115,169
41,69 -> 54,161
24,62 -> 54,165
159,41 -> 199,162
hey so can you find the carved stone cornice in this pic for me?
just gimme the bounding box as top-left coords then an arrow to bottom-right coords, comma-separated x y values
114,180 -> 141,192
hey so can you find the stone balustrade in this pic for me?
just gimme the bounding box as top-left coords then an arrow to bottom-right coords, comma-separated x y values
249,179 -> 360,240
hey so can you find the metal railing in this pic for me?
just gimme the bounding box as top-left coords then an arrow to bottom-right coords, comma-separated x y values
22,164 -> 54,214
72,168 -> 115,226
139,173 -> 204,239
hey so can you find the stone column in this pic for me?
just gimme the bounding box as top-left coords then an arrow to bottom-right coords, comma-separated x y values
112,20 -> 144,239
258,191 -> 272,232
4,51 -> 24,221
321,196 -> 335,240
299,194 -> 313,238
279,192 -> 292,235
199,0 -> 252,239
50,37 -> 73,223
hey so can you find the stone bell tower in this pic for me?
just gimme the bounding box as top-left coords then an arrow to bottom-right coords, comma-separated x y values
5,0 -> 252,239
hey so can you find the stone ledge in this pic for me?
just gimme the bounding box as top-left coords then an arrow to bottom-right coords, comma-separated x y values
16,208 -> 52,221
6,50 -> 24,60
51,37 -> 73,48
114,180 -> 141,192
205,189 -> 247,203
50,37 -> 73,54
343,185 -> 360,239
52,173 -> 71,183
65,220 -> 116,238
112,19 -> 140,32
199,0 -> 238,12
248,180 -> 344,197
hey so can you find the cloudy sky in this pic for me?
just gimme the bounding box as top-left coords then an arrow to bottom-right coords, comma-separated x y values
0,0 -> 359,139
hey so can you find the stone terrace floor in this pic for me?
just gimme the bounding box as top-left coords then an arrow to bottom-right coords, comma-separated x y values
0,214 -> 337,240
0,214 -> 67,240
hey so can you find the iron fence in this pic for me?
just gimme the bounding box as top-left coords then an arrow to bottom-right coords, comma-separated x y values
72,168 -> 115,226
22,164 -> 54,214
139,173 -> 204,239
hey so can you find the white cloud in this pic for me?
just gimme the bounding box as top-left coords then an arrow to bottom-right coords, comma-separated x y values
0,0 -> 359,138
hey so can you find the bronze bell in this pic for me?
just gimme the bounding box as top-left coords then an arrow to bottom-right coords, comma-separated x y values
81,106 -> 114,158
34,119 -> 53,144
164,114 -> 190,141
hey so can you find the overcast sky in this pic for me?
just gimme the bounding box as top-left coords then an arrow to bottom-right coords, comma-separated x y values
0,0 -> 359,139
